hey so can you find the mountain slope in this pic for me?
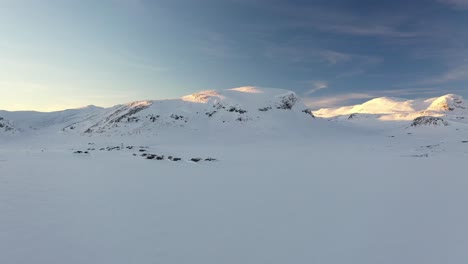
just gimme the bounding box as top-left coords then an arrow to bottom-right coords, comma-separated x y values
314,94 -> 467,123
0,87 -> 315,138
77,87 -> 314,136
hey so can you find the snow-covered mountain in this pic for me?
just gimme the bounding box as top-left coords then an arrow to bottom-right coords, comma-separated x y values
314,94 -> 467,126
2,90 -> 468,139
77,87 -> 314,135
0,87 -> 314,137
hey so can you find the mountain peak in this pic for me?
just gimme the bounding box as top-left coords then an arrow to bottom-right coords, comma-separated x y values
314,93 -> 466,119
426,94 -> 465,112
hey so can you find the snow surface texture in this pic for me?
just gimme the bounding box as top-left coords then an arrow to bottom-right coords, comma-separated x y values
1,87 -> 468,264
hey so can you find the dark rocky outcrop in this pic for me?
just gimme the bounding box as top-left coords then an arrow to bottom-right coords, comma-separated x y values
276,93 -> 298,110
411,116 -> 449,127
0,117 -> 15,132
258,107 -> 272,112
302,109 -> 315,118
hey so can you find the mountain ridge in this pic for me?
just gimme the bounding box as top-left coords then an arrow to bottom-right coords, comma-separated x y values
314,94 -> 467,121
1,89 -> 467,136
0,87 -> 315,136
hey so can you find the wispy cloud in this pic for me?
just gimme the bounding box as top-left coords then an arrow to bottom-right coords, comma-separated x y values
401,35 -> 468,86
198,32 -> 245,59
263,4 -> 423,39
315,24 -> 422,38
408,64 -> 468,85
305,81 -> 328,95
265,46 -> 381,68
319,50 -> 352,64
437,0 -> 468,9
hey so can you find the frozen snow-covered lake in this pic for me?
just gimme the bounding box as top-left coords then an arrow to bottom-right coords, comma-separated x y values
1,130 -> 468,264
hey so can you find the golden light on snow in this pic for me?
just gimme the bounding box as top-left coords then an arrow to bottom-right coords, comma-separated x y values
313,94 -> 462,121
181,90 -> 225,103
229,86 -> 264,94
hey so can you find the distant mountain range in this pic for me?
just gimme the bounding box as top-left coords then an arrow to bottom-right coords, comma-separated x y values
314,94 -> 467,126
1,88 -> 467,137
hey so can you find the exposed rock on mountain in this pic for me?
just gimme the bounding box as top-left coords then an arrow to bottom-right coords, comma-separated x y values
426,94 -> 465,112
410,116 -> 449,127
0,117 -> 15,132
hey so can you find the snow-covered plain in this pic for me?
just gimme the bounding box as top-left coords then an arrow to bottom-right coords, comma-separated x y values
1,87 -> 468,264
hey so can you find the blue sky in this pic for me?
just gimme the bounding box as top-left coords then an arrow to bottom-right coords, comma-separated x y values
1,0 -> 467,111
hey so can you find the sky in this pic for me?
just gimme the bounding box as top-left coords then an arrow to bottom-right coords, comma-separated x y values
1,0 -> 467,111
